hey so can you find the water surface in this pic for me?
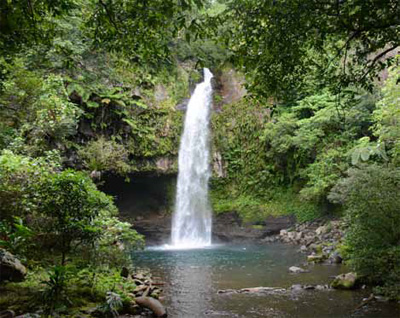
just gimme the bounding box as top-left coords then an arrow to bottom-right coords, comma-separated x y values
132,244 -> 400,318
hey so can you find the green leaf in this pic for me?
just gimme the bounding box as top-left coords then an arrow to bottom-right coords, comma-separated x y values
86,101 -> 99,108
360,148 -> 370,161
351,149 -> 360,166
114,100 -> 126,107
133,100 -> 148,109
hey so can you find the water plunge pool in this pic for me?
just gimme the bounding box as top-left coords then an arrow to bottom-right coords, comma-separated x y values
132,243 -> 400,318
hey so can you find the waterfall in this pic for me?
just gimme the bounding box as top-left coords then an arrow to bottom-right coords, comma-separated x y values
171,68 -> 214,248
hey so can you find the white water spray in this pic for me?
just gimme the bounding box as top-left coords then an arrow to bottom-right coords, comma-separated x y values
170,68 -> 214,249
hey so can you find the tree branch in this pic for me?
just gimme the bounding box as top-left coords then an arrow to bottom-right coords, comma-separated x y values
98,0 -> 121,34
360,45 -> 399,82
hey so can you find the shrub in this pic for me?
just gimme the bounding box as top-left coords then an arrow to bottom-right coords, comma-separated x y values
329,165 -> 400,298
0,150 -> 60,219
78,137 -> 131,175
36,170 -> 113,265
90,216 -> 144,267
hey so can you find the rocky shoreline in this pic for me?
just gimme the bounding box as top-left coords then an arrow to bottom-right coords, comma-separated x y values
278,219 -> 345,265
0,266 -> 167,318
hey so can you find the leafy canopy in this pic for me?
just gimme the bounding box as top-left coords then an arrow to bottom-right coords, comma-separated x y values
223,0 -> 400,99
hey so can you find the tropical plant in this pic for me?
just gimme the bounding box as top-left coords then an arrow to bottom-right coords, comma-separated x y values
0,217 -> 34,258
36,170 -> 114,265
99,291 -> 123,318
40,266 -> 71,316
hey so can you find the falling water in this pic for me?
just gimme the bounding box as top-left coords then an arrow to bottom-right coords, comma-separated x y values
171,68 -> 214,248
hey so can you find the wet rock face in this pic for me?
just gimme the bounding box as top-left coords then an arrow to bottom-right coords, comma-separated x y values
212,212 -> 295,243
0,249 -> 27,282
132,212 -> 295,245
217,69 -> 247,106
134,216 -> 172,246
101,174 -> 176,222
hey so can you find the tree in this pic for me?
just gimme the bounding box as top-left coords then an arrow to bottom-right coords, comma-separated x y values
0,0 -> 75,55
0,0 -> 207,67
38,170 -> 113,265
85,0 -> 212,66
223,0 -> 400,99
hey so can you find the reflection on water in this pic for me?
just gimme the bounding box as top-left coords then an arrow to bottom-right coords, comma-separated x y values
132,244 -> 400,318
169,259 -> 212,317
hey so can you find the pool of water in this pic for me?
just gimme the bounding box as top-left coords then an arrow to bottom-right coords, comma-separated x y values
132,243 -> 400,318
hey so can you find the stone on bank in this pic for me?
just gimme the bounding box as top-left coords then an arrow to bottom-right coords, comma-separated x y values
331,272 -> 358,290
0,249 -> 27,282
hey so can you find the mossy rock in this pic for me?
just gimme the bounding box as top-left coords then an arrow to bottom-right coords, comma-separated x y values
307,254 -> 326,263
331,272 -> 358,290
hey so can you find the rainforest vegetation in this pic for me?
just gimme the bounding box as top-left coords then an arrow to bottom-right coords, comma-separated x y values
0,0 -> 399,316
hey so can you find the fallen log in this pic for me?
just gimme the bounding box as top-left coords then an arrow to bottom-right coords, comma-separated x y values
135,296 -> 167,317
218,287 -> 286,294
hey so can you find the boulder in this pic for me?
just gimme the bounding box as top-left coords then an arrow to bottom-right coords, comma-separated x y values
331,272 -> 358,290
288,266 -> 307,274
135,296 -> 167,317
308,243 -> 319,251
0,249 -> 27,282
290,284 -> 303,291
316,225 -> 328,236
239,287 -> 286,294
327,251 -> 342,264
120,267 -> 130,278
307,254 -> 325,263
315,284 -> 330,290
295,232 -> 303,241
287,231 -> 297,240
375,296 -> 390,302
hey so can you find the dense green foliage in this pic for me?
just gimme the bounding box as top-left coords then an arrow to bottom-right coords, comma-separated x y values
0,150 -> 144,314
0,0 -> 207,63
0,150 -> 143,262
223,0 -> 400,99
329,165 -> 400,297
0,0 -> 207,315
1,0 -> 400,311
209,1 -> 400,297
0,19 -> 189,173
211,87 -> 379,220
